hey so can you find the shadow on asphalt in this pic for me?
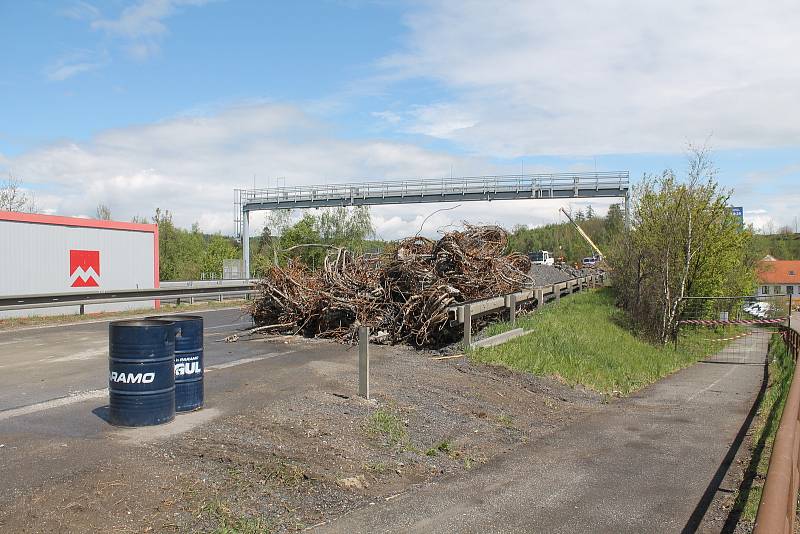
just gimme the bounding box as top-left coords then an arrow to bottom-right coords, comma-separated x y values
680,359 -> 768,533
92,405 -> 110,424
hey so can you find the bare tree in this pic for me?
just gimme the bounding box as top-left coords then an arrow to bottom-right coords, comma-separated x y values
95,204 -> 112,220
0,173 -> 37,213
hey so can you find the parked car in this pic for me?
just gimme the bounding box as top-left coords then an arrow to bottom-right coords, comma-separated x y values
581,256 -> 598,268
744,301 -> 771,318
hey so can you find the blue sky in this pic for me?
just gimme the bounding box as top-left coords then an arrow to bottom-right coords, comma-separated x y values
1,0 -> 799,237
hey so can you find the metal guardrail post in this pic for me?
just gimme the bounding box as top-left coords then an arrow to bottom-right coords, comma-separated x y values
463,304 -> 472,349
79,304 -> 85,315
359,326 -> 370,399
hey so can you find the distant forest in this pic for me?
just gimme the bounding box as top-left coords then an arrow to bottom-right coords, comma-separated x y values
507,204 -> 625,263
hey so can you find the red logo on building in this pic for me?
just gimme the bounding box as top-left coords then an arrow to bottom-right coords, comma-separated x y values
70,250 -> 100,287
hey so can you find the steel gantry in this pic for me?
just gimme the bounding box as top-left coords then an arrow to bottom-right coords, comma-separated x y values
235,171 -> 630,278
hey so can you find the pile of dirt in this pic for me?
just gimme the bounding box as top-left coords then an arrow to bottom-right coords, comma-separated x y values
250,225 -> 534,347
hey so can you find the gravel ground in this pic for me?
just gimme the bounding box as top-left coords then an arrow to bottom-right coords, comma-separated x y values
529,264 -> 601,286
0,342 -> 601,533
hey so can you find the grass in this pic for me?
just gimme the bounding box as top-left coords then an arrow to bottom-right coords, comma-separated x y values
0,298 -> 247,331
732,334 -> 795,524
366,408 -> 408,447
201,500 -> 275,534
472,288 -> 741,395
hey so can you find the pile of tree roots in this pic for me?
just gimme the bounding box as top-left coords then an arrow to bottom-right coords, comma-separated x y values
249,225 -> 535,347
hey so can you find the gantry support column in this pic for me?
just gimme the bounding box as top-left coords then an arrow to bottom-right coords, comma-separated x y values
242,209 -> 250,280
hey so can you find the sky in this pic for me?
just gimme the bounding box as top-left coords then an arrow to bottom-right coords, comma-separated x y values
1,0 -> 799,239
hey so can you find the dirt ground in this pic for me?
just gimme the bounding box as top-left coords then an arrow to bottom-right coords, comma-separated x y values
0,338 -> 601,533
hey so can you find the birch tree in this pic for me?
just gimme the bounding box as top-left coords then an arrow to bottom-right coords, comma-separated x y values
609,146 -> 756,343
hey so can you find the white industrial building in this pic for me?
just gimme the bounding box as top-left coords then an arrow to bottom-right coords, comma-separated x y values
0,210 -> 159,317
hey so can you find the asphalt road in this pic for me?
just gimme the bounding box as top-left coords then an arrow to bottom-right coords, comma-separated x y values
0,308 -> 364,506
317,331 -> 769,534
0,308 -> 255,412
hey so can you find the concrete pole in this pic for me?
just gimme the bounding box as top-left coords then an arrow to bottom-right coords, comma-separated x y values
359,326 -> 370,399
535,289 -> 544,310
463,304 -> 472,350
507,294 -> 517,325
242,209 -> 250,280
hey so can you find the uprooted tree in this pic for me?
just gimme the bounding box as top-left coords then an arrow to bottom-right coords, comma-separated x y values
249,225 -> 534,347
608,146 -> 756,343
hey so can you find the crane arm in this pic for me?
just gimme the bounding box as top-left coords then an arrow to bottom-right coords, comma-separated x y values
559,207 -> 603,259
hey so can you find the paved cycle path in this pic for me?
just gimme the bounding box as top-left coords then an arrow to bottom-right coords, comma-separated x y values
318,332 -> 769,534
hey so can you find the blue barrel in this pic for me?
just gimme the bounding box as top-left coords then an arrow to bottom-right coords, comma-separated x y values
147,315 -> 204,412
108,320 -> 175,427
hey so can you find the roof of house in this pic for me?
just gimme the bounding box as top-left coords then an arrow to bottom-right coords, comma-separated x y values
757,260 -> 800,284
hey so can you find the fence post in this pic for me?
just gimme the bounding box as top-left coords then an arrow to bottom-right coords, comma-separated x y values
555,284 -> 561,301
463,303 -> 472,350
359,326 -> 370,399
507,294 -> 517,325
535,288 -> 544,309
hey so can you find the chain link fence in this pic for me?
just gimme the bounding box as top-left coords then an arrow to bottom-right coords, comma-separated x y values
676,295 -> 792,364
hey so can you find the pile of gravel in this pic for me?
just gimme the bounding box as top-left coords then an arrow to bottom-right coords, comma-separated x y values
529,264 -> 600,286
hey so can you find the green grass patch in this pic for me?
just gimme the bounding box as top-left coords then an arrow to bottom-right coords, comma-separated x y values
472,288 -> 740,395
201,500 -> 275,534
732,334 -> 794,524
425,439 -> 461,459
365,408 -> 408,447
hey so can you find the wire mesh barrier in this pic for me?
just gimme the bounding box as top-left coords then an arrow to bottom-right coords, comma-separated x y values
677,295 -> 791,365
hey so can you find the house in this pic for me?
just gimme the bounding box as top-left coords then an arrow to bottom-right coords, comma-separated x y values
757,257 -> 800,296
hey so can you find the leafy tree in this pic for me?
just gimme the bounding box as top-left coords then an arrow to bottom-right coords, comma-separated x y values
199,234 -> 239,276
608,146 -> 756,343
250,206 -> 375,271
153,208 -> 206,280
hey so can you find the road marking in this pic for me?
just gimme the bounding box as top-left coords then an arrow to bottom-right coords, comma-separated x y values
0,352 -> 296,422
205,321 -> 254,331
49,347 -> 107,363
0,389 -> 108,422
206,352 -> 294,371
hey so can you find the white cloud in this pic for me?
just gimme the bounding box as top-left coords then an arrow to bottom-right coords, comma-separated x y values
55,0 -> 211,63
4,102 -> 795,239
44,49 -> 109,81
60,1 -> 101,21
3,103 -> 492,236
380,0 -> 800,156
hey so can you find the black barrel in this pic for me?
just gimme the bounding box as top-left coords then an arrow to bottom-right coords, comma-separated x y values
147,315 -> 204,412
108,320 -> 176,426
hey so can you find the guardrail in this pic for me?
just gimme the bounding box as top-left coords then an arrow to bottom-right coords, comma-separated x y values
447,274 -> 605,348
0,281 -> 257,314
755,321 -> 800,534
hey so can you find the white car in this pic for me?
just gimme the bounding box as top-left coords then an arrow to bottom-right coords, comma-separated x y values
581,257 -> 598,267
